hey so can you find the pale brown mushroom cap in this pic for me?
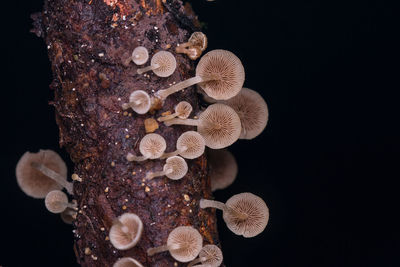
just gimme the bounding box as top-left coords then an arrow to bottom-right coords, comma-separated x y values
175,101 -> 193,119
188,32 -> 208,51
197,103 -> 242,149
167,226 -> 203,262
151,51 -> 177,77
109,213 -> 144,250
45,190 -> 68,213
223,192 -> 269,238
223,88 -> 269,139
164,156 -> 188,180
139,133 -> 167,159
196,50 -> 245,100
208,149 -> 238,191
16,150 -> 67,198
60,207 -> 77,224
198,244 -> 223,267
177,131 -> 205,159
131,46 -> 149,65
187,46 -> 202,60
113,257 -> 144,267
128,90 -> 151,114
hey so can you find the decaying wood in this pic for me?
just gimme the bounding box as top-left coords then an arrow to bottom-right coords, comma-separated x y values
32,0 -> 220,266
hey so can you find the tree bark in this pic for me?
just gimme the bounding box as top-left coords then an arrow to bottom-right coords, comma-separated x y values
32,0 -> 220,266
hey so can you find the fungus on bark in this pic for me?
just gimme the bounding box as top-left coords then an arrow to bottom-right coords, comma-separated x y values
147,226 -> 203,262
44,190 -> 77,214
176,32 -> 208,60
146,156 -> 188,180
156,50 -> 245,101
208,149 -> 238,191
161,131 -> 205,159
164,103 -> 242,149
187,244 -> 223,267
122,90 -> 151,114
222,88 -> 269,139
109,213 -> 143,250
137,51 -> 177,77
200,192 -> 269,238
157,101 -> 193,122
16,150 -> 72,198
113,257 -> 144,267
126,133 -> 167,162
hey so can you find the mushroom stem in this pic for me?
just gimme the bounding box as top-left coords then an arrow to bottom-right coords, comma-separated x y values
160,150 -> 180,159
187,256 -> 208,267
137,64 -> 160,75
157,112 -> 178,122
164,118 -> 200,127
146,168 -> 173,180
156,76 -> 204,100
200,199 -> 226,211
126,153 -> 148,162
147,245 -> 170,256
175,43 -> 191,53
31,162 -> 73,195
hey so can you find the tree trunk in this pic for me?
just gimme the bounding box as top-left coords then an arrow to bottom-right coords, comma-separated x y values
32,0 -> 220,266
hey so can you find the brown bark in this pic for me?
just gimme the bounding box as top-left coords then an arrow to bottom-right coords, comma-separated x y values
32,0 -> 220,266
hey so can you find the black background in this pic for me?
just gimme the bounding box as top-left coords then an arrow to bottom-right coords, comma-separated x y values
1,0 -> 399,266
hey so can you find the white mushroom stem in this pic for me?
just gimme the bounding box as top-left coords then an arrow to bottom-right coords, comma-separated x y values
31,162 -> 73,195
156,76 -> 205,100
146,168 -> 173,180
126,153 -> 148,162
122,100 -> 142,110
200,199 -> 248,220
147,244 -> 181,256
157,112 -> 180,122
137,63 -> 160,75
187,256 -> 208,267
164,118 -> 200,127
160,146 -> 187,159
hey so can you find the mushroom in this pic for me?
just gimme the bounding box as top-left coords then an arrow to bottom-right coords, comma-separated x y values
157,101 -> 193,122
44,190 -> 77,214
126,133 -> 166,162
156,50 -> 245,101
122,90 -> 151,114
164,103 -> 242,149
16,150 -> 72,198
109,213 -> 143,250
131,46 -> 149,65
137,51 -> 177,77
161,131 -> 205,159
113,257 -> 144,267
60,207 -> 77,224
145,156 -> 188,180
187,244 -> 223,267
208,149 -> 238,191
222,88 -> 269,139
147,226 -> 203,262
200,192 -> 269,238
186,46 -> 203,60
176,32 -> 208,59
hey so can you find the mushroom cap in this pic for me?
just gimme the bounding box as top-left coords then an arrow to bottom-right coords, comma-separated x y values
223,192 -> 269,238
175,101 -> 193,119
109,213 -> 144,250
113,257 -> 144,267
208,149 -> 238,191
177,131 -> 205,159
189,32 -> 208,51
198,244 -> 223,267
223,88 -> 269,139
139,133 -> 167,159
164,156 -> 188,180
16,150 -> 67,198
45,190 -> 68,213
187,46 -> 202,60
128,90 -> 151,114
196,50 -> 245,100
60,208 -> 76,224
131,46 -> 149,65
197,104 -> 242,149
151,51 -> 177,77
167,226 -> 203,262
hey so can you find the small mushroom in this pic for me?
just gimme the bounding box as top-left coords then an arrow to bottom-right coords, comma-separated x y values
146,156 -> 188,180
187,244 -> 223,267
137,51 -> 177,77
176,32 -> 208,59
113,257 -> 144,267
60,207 -> 77,224
16,150 -> 72,198
222,88 -> 269,139
208,149 -> 238,191
109,213 -> 143,250
122,90 -> 151,114
200,192 -> 269,238
157,101 -> 193,122
164,103 -> 242,149
45,190 -> 77,214
161,131 -> 205,159
126,133 -> 166,162
131,46 -> 149,65
147,226 -> 203,262
156,50 -> 245,101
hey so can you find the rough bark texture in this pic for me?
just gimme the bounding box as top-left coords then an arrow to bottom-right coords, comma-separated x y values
32,0 -> 220,266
